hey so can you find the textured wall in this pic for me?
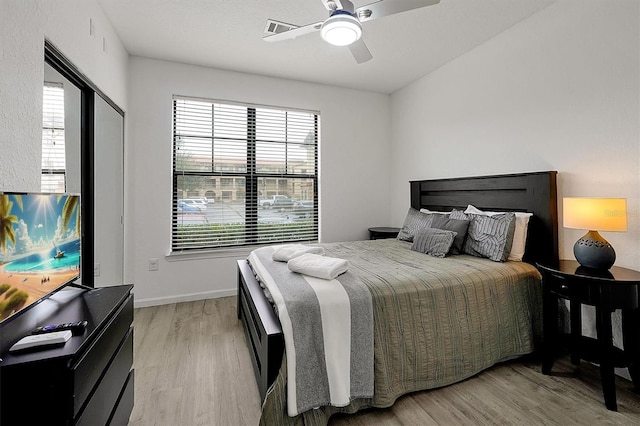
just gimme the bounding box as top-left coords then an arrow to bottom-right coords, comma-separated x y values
0,0 -> 44,191
0,0 -> 128,192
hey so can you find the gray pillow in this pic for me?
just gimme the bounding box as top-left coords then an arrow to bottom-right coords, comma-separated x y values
411,228 -> 457,258
463,212 -> 516,262
449,209 -> 469,221
397,208 -> 434,242
430,214 -> 470,255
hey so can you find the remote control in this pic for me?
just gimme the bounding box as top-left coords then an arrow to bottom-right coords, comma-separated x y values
32,320 -> 88,336
10,330 -> 72,352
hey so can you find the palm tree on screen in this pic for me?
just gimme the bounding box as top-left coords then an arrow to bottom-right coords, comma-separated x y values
60,195 -> 80,237
0,195 -> 20,253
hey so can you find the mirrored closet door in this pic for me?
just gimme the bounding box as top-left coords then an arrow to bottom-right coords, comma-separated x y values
94,95 -> 124,286
44,41 -> 125,287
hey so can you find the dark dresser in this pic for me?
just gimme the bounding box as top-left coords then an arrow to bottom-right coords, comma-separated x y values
0,284 -> 134,425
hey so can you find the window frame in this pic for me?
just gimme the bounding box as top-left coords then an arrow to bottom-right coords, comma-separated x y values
171,96 -> 319,252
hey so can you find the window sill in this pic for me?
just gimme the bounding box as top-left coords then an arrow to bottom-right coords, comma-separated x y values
165,240 -> 319,262
166,246 -> 255,261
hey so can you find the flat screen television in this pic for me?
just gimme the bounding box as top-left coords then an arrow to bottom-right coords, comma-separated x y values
0,192 -> 81,323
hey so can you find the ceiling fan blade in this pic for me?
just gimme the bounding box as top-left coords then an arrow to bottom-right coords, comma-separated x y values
263,21 -> 324,42
356,0 -> 440,23
349,38 -> 373,64
320,0 -> 339,11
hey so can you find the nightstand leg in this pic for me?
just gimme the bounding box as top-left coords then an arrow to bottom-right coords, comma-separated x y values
596,304 -> 617,411
570,299 -> 582,366
622,308 -> 640,391
542,284 -> 558,375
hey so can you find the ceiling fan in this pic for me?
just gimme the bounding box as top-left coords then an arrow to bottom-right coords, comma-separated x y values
263,0 -> 441,64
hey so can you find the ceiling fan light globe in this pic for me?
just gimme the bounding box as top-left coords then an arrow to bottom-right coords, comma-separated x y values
321,14 -> 362,46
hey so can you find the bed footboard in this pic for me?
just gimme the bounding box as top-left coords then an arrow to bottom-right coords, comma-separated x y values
237,259 -> 284,401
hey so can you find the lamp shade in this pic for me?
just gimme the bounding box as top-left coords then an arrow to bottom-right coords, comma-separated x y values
563,197 -> 627,270
563,198 -> 627,232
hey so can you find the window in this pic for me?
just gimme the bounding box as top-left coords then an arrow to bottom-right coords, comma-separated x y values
42,83 -> 66,193
172,96 -> 318,251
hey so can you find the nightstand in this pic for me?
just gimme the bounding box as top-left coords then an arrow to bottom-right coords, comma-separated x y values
368,227 -> 400,240
538,260 -> 640,411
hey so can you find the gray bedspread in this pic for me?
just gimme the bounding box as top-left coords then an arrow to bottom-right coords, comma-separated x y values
256,239 -> 543,425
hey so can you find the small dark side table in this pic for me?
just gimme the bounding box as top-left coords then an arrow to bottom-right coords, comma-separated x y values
538,260 -> 640,411
368,227 -> 400,240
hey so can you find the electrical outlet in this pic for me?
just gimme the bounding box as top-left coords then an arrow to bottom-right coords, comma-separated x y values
94,263 -> 100,276
148,258 -> 159,271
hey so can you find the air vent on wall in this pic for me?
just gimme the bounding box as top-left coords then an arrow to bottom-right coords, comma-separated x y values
264,19 -> 299,36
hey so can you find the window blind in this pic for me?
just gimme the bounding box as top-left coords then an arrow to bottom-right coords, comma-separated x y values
171,96 -> 319,251
42,83 -> 66,193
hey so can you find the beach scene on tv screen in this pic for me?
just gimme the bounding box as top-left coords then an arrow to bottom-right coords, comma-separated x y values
0,193 -> 80,321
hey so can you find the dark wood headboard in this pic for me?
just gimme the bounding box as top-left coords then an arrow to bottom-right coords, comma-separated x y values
410,171 -> 558,267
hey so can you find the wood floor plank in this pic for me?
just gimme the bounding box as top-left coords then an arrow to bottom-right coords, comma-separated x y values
130,297 -> 640,425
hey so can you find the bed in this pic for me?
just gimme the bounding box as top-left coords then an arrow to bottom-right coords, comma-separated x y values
237,171 -> 558,424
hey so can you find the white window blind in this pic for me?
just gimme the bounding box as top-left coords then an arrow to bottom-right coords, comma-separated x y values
172,96 -> 319,251
42,83 -> 66,193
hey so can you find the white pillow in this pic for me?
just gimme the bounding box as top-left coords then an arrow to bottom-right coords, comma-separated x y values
464,204 -> 533,261
419,208 -> 451,215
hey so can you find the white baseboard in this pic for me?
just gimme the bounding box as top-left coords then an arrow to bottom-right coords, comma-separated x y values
133,288 -> 237,308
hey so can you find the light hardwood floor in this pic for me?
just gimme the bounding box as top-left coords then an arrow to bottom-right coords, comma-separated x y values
129,297 -> 640,425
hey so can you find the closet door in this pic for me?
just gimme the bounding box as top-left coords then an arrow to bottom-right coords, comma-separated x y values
45,41 -> 125,287
94,95 -> 124,286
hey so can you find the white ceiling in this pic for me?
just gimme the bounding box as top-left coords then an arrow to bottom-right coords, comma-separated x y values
97,0 -> 554,94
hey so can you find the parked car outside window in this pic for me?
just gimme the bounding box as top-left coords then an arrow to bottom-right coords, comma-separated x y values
180,198 -> 207,211
292,200 -> 313,217
178,200 -> 199,212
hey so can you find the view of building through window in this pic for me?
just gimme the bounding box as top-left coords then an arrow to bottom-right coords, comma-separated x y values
172,97 -> 318,250
41,83 -> 66,193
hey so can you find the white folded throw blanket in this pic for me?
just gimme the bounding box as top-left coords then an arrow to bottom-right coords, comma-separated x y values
287,253 -> 349,280
272,244 -> 325,262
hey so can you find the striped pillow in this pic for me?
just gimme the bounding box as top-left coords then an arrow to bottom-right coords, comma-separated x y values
411,228 -> 457,258
397,208 -> 434,242
463,212 -> 516,262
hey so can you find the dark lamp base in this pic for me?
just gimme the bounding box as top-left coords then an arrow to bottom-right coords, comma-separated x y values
573,230 -> 616,270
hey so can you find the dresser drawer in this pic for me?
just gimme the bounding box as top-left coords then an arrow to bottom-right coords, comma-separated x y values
72,294 -> 134,417
76,329 -> 133,426
107,369 -> 135,426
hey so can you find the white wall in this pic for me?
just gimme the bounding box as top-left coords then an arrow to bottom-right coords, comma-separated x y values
390,0 -> 639,271
389,0 -> 639,363
127,57 -> 390,306
0,0 -> 128,191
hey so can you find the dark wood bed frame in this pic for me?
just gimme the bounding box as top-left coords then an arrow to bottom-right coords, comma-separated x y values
237,170 -> 558,401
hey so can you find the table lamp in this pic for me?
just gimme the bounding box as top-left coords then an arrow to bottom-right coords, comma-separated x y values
563,197 -> 627,270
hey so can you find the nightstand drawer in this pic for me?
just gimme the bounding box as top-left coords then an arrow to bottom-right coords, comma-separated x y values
546,273 -> 597,304
546,272 -> 639,309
